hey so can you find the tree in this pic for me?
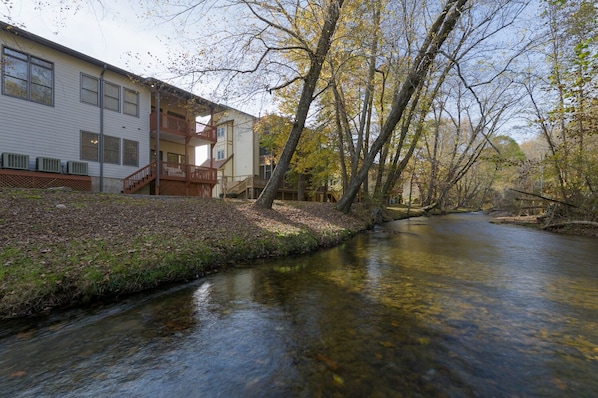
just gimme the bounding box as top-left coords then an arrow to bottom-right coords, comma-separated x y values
135,0 -> 348,209
253,0 -> 346,208
521,0 -> 598,216
335,0 -> 470,213
254,113 -> 338,200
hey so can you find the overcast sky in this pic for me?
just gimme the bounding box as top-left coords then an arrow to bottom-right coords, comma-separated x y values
9,1 -> 168,74
6,0 -> 267,115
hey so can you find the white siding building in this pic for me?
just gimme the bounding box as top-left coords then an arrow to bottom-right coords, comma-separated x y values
208,109 -> 259,198
0,21 -> 236,197
1,21 -> 151,193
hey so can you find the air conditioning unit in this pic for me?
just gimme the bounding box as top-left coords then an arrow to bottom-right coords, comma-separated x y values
1,153 -> 29,170
36,157 -> 62,173
67,161 -> 88,176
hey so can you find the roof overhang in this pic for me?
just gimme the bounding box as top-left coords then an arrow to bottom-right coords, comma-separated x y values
1,21 -> 230,117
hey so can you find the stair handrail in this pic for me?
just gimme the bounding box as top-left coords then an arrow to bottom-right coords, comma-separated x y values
122,162 -> 156,193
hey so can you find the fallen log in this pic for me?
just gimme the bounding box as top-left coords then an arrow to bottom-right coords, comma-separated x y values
421,202 -> 438,212
508,188 -> 577,208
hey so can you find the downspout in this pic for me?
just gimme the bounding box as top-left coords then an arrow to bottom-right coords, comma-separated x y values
99,64 -> 107,192
155,86 -> 161,195
210,106 -> 215,197
209,106 -> 214,170
185,107 -> 191,196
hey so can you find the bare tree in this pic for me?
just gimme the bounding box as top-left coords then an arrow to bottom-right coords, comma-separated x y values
254,0 -> 346,208
335,0 -> 470,213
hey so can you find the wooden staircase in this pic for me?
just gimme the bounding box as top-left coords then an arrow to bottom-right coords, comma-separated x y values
123,162 -> 156,194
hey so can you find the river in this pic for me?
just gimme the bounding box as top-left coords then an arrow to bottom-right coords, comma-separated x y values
1,213 -> 597,397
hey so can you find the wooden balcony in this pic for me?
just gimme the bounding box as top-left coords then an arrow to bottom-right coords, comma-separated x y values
150,111 -> 217,145
160,162 -> 217,183
123,161 -> 217,196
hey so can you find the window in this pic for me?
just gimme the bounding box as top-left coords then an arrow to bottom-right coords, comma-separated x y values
81,77 -> 126,113
259,165 -> 272,180
103,135 -> 120,164
2,47 -> 53,106
103,81 -> 120,111
217,126 -> 225,138
80,132 -> 120,163
81,131 -> 99,161
123,88 -> 139,116
167,152 -> 185,164
123,139 -> 139,167
81,74 -> 99,105
217,149 -> 225,160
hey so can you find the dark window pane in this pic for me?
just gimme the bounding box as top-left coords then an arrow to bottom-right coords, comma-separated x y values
3,48 -> 28,60
123,139 -> 139,166
103,136 -> 120,164
2,48 -> 53,106
31,56 -> 52,69
31,84 -> 52,105
31,64 -> 52,86
4,56 -> 28,80
81,131 -> 99,161
3,76 -> 28,98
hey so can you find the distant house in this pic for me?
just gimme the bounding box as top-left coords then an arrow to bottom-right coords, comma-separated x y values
198,108 -> 261,198
0,21 -> 229,196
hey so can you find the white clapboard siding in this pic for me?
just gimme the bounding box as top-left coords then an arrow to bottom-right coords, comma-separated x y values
0,29 -> 151,180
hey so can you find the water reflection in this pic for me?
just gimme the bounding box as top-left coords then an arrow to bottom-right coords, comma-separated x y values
1,213 -> 597,397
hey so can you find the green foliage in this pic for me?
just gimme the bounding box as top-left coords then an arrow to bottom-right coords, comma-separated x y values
255,113 -> 339,196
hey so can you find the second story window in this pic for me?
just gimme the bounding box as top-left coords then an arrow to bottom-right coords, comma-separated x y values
217,149 -> 225,160
2,47 -> 53,106
81,74 -> 99,105
217,126 -> 225,138
103,81 -> 120,111
123,88 -> 139,117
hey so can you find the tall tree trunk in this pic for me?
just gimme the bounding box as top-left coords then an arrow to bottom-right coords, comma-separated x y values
354,2 -> 382,198
336,0 -> 469,213
255,0 -> 345,209
297,172 -> 306,201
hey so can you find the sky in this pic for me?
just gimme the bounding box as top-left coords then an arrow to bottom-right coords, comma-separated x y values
4,0 -> 272,163
4,0 -> 267,116
4,0 -> 540,144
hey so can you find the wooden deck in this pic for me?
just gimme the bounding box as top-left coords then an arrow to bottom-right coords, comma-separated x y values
122,161 -> 216,197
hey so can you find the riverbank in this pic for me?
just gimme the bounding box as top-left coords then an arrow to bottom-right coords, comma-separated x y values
1,188 -> 380,319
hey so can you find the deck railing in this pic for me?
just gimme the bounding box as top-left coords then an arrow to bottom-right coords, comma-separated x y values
149,111 -> 216,142
123,161 -> 217,194
122,162 -> 156,193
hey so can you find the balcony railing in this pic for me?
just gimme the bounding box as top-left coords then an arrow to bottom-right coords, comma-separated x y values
160,162 -> 216,183
150,111 -> 217,142
123,161 -> 217,194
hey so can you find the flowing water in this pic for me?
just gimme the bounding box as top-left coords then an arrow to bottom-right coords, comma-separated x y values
1,213 -> 597,397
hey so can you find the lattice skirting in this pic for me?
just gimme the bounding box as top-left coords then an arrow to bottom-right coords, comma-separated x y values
159,180 -> 212,197
0,170 -> 91,191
